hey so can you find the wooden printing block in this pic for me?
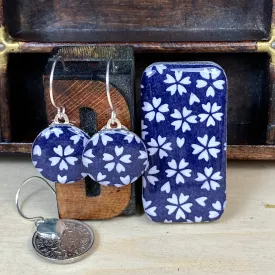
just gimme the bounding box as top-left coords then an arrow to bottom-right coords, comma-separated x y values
42,47 -> 136,219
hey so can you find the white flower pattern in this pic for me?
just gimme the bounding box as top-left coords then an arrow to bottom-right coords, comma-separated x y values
198,102 -> 223,127
171,107 -> 197,133
165,193 -> 193,220
92,133 -> 113,146
32,125 -> 90,184
82,149 -> 95,168
196,68 -> 225,97
209,200 -> 226,219
145,64 -> 167,78
165,159 -> 192,184
142,97 -> 169,122
49,145 -> 78,171
191,135 -> 221,161
195,167 -> 223,191
41,127 -> 63,139
142,165 -> 160,188
141,120 -> 148,139
143,197 -> 157,217
141,63 -> 226,222
164,71 -> 191,95
147,135 -> 172,159
103,146 -> 131,173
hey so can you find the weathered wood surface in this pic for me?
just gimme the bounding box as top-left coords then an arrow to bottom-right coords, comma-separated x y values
0,59 -> 10,142
17,42 -> 258,54
4,0 -> 272,42
266,63 -> 275,144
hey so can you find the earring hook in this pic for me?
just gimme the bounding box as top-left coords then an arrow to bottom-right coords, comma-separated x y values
105,59 -> 122,129
106,60 -> 117,123
49,56 -> 70,124
15,176 -> 56,224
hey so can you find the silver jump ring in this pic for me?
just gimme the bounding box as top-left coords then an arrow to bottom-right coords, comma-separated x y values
49,56 -> 66,115
15,176 -> 56,224
106,60 -> 117,123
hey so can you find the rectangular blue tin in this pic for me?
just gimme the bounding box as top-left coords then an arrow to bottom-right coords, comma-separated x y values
141,62 -> 227,223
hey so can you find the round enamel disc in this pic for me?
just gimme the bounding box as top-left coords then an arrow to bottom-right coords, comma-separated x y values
32,124 -> 89,184
82,129 -> 148,187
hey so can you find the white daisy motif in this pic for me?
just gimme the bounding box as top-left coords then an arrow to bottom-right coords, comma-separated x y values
147,135 -> 172,159
165,158 -> 192,184
164,219 -> 173,223
195,167 -> 223,191
138,150 -> 148,166
196,68 -> 225,97
68,128 -> 88,146
164,71 -> 191,95
57,175 -> 67,184
198,102 -> 223,127
33,145 -> 42,156
224,142 -> 227,151
92,133 -> 113,146
171,107 -> 197,133
142,165 -> 160,188
103,146 -> 131,173
209,200 -> 226,219
165,193 -> 193,220
143,197 -> 157,217
142,97 -> 169,122
90,172 -> 111,186
124,134 -> 141,144
191,134 -> 221,161
141,120 -> 148,139
41,127 -> 63,139
145,64 -> 167,78
82,149 -> 95,168
49,145 -> 78,171
117,175 -> 138,187
186,216 -> 203,223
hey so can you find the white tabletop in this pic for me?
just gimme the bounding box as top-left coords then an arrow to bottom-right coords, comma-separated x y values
0,156 -> 275,275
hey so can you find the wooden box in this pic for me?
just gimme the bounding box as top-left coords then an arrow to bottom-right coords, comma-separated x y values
1,0 -> 275,218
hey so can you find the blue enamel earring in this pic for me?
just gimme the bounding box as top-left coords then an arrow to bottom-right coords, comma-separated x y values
82,60 -> 148,187
32,56 -> 90,184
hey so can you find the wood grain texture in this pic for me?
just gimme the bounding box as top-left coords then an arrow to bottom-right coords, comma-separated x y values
0,0 -> 3,26
1,158 -> 275,275
272,0 -> 275,26
44,80 -> 131,130
0,143 -> 31,153
3,0 -> 272,42
44,79 -> 132,219
266,63 -> 275,144
18,41 -> 258,54
227,145 -> 275,160
0,59 -> 11,142
56,181 -> 131,220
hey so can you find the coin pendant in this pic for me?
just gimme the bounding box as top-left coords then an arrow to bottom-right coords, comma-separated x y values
32,219 -> 94,264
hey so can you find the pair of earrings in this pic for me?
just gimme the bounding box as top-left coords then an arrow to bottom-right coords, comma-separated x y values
32,56 -> 148,187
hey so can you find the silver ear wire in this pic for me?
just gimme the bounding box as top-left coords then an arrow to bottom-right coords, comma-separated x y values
106,59 -> 116,123
105,59 -> 122,129
15,176 -> 56,225
49,56 -> 70,124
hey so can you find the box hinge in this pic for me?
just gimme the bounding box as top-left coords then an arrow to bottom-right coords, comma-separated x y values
0,27 -> 19,60
257,27 -> 275,64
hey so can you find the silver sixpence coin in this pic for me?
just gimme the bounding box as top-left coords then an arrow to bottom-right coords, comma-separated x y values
32,219 -> 94,264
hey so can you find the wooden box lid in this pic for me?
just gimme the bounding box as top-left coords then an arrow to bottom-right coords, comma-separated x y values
4,0 -> 272,42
